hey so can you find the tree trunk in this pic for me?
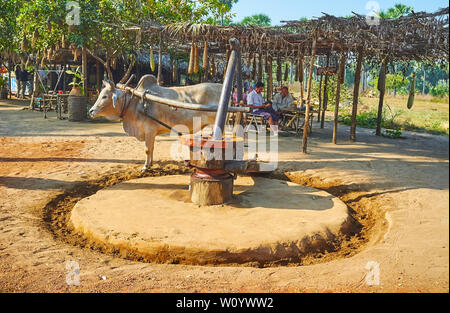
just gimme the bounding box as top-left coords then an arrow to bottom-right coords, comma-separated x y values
350,47 -> 364,141
29,62 -> 39,110
333,50 -> 346,144
302,36 -> 317,154
376,57 -> 388,136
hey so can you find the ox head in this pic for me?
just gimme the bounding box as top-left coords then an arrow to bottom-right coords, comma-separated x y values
89,80 -> 123,120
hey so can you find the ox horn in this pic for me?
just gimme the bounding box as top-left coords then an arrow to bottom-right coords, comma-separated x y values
102,79 -> 115,90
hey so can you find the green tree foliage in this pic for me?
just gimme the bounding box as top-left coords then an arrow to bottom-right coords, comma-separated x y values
239,14 -> 271,26
378,3 -> 413,19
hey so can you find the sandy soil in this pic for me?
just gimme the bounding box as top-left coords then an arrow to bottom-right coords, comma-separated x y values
0,99 -> 448,292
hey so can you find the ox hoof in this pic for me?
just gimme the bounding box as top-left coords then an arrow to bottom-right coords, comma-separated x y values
141,165 -> 150,173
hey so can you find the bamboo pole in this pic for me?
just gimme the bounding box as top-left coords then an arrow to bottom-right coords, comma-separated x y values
301,36 -> 317,154
333,50 -> 346,144
376,56 -> 388,136
350,47 -> 364,141
320,52 -> 330,129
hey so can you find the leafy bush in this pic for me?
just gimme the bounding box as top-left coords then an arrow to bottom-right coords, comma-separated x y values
430,80 -> 449,98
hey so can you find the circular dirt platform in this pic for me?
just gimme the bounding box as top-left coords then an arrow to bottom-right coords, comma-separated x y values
70,175 -> 356,265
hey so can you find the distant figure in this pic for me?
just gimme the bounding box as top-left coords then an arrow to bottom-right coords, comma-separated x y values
232,86 -> 247,106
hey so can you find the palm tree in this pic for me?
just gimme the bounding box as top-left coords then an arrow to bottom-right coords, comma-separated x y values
379,3 -> 413,19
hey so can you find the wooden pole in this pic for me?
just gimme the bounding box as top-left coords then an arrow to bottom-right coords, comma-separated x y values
317,74 -> 323,122
376,56 -> 388,136
350,47 -> 363,141
82,46 -> 88,96
320,52 -> 330,129
302,36 -> 317,154
333,50 -> 346,144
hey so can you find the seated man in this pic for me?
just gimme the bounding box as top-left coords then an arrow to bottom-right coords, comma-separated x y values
247,82 -> 279,135
272,86 -> 295,113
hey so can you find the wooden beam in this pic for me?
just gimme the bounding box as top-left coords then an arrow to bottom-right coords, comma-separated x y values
350,47 -> 364,141
333,50 -> 346,144
320,52 -> 330,129
302,35 -> 317,154
376,56 -> 388,136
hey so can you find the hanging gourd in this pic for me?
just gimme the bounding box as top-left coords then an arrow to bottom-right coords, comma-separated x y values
251,53 -> 257,81
172,58 -> 178,84
188,43 -> 194,75
193,43 -> 199,73
276,56 -> 282,82
21,34 -> 28,51
210,54 -> 216,77
61,34 -> 66,49
298,54 -> 304,82
257,53 -> 263,82
284,62 -> 289,82
202,41 -> 208,70
32,30 -> 38,48
407,73 -> 415,109
150,45 -> 155,72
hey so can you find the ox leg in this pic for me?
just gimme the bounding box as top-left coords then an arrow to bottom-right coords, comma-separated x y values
142,133 -> 156,172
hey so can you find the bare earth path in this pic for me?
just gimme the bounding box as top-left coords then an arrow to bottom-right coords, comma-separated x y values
0,100 -> 448,292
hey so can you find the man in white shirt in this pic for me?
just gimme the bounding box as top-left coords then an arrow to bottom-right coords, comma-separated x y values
272,86 -> 295,112
247,82 -> 279,135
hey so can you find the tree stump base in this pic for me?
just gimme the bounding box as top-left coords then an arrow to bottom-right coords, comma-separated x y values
190,173 -> 234,206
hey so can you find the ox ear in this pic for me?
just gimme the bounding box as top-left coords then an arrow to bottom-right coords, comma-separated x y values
112,91 -> 118,108
102,80 -> 115,91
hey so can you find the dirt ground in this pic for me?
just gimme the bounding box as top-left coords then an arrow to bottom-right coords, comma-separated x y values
0,99 -> 448,292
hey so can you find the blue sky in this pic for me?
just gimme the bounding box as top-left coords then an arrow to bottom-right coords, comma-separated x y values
229,0 -> 449,25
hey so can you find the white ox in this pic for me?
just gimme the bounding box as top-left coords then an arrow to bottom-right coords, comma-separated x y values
89,75 -> 219,171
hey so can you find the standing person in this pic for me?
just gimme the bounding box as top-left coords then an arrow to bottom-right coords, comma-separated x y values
247,82 -> 279,135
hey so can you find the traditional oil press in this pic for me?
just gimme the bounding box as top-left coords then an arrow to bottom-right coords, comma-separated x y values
116,38 -> 268,206
180,38 -> 270,206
